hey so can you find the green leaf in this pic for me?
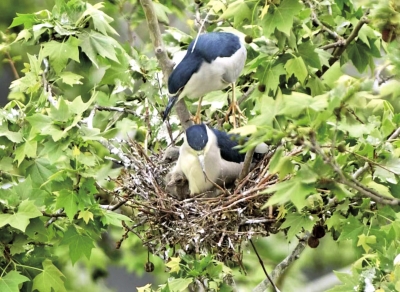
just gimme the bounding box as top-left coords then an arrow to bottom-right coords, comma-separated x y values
0,200 -> 42,232
32,259 -> 66,292
326,270 -> 360,292
297,41 -> 321,69
69,94 -> 97,115
60,226 -> 95,265
258,63 -> 286,93
285,56 -> 308,84
79,30 -> 120,67
41,37 -> 80,74
269,147 -> 294,179
78,209 -> 94,224
278,93 -> 328,117
218,0 -> 252,27
152,2 -> 172,25
307,77 -> 326,96
56,190 -> 79,220
263,179 -> 316,210
26,113 -> 52,131
0,123 -> 23,143
263,0 -> 303,36
168,278 -> 193,292
326,212 -> 346,230
26,158 -> 56,188
59,71 -> 83,86
357,234 -> 376,252
338,215 -> 365,244
264,165 -> 318,210
49,97 -> 70,122
347,41 -> 370,73
81,3 -> 119,36
9,13 -> 38,29
100,209 -> 132,227
14,139 -> 37,166
0,271 -> 29,292
280,213 -> 317,240
165,257 -> 181,274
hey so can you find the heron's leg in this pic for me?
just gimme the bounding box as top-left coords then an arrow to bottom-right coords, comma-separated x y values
225,83 -> 244,128
193,96 -> 203,124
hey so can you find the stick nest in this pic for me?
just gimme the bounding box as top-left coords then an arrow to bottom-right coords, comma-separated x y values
110,140 -> 280,264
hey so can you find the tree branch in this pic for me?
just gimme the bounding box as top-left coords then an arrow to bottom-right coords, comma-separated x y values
317,10 -> 370,77
309,133 -> 400,206
239,147 -> 255,180
303,0 -> 341,41
253,234 -> 310,292
95,105 -> 139,118
388,127 -> 400,142
139,0 -> 193,129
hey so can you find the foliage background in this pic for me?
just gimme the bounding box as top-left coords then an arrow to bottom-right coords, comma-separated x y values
0,0 -> 399,291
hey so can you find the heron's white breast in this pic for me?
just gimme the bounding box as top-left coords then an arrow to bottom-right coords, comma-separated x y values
181,44 -> 247,99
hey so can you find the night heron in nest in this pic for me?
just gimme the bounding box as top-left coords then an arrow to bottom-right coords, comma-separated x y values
172,124 -> 267,195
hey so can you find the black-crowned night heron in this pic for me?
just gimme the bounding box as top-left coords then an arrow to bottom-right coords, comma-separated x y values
163,32 -> 247,124
173,124 -> 267,195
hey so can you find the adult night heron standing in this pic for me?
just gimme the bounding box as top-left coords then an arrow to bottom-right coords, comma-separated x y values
163,32 -> 247,124
173,124 -> 267,195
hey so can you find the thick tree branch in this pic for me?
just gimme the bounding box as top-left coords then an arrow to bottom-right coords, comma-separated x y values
388,127 -> 400,142
139,0 -> 193,129
317,10 -> 370,77
239,147 -> 255,180
253,234 -> 310,292
332,12 -> 370,58
139,0 -> 173,77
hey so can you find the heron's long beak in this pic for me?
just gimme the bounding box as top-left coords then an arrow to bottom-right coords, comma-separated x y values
163,96 -> 178,121
197,152 -> 207,182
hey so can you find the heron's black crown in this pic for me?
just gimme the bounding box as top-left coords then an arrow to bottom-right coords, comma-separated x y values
168,32 -> 242,95
186,124 -> 209,151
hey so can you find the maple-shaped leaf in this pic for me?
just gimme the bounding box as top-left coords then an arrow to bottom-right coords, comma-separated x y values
168,278 -> 194,292
26,158 -> 57,189
326,270 -> 361,292
81,3 -> 119,36
347,41 -> 370,73
32,259 -> 66,292
279,212 -> 317,240
14,139 -> 37,166
297,41 -> 321,69
218,0 -> 252,27
263,166 -> 318,210
263,0 -> 303,36
100,209 -> 132,227
337,215 -> 365,244
0,271 -> 29,292
56,189 -> 79,220
59,71 -> 83,87
0,200 -> 42,232
165,257 -> 181,274
78,30 -> 120,67
257,62 -> 286,94
41,36 -> 80,74
60,226 -> 95,265
285,56 -> 308,84
0,123 -> 23,143
78,209 -> 94,224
